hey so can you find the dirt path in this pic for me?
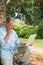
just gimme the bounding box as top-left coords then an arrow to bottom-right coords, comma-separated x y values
31,46 -> 43,55
29,47 -> 43,65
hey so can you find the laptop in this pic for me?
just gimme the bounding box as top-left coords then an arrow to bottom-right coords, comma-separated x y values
15,34 -> 37,48
26,34 -> 36,46
13,34 -> 36,54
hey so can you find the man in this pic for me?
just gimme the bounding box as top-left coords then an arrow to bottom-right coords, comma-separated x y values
0,17 -> 31,65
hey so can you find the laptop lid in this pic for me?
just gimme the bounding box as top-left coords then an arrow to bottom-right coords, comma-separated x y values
26,34 -> 37,46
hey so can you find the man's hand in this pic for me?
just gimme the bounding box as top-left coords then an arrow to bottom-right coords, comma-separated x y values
29,43 -> 32,46
4,29 -> 12,43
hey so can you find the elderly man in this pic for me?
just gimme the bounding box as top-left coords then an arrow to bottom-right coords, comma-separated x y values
0,17 -> 31,65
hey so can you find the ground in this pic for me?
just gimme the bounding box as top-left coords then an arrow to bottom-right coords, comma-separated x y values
30,47 -> 43,65
30,53 -> 43,65
13,46 -> 43,65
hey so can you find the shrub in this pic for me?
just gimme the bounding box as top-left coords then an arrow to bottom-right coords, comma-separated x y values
13,25 -> 21,35
37,21 -> 43,39
13,24 -> 38,38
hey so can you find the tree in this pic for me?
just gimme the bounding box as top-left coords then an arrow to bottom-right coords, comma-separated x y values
0,0 -> 16,26
7,0 -> 42,26
0,0 -> 6,26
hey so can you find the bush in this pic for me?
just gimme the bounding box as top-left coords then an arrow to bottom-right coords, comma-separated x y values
13,24 -> 38,38
37,21 -> 43,39
13,25 -> 21,35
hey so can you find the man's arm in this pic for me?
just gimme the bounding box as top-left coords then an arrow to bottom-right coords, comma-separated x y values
4,29 -> 12,43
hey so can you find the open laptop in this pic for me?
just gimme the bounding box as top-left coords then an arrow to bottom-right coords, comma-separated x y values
15,34 -> 37,48
14,34 -> 36,54
26,34 -> 36,46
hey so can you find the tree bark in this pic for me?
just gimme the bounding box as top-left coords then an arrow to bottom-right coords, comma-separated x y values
0,0 -> 6,26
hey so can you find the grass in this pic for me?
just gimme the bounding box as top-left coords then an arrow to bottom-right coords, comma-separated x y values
19,38 -> 43,48
33,39 -> 43,48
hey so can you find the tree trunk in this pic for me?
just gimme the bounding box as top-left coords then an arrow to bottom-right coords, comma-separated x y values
0,0 -> 6,26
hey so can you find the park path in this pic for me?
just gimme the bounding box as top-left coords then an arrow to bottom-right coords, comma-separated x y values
29,46 -> 43,65
31,46 -> 43,55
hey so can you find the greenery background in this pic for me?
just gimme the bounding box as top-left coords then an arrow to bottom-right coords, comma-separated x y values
6,0 -> 43,39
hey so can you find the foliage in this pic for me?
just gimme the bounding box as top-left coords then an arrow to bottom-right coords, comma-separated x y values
6,1 -> 15,17
6,0 -> 43,39
6,0 -> 42,26
13,24 -> 38,38
13,24 -> 21,36
37,20 -> 43,39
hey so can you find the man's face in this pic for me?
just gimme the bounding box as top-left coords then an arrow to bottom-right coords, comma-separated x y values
6,19 -> 15,30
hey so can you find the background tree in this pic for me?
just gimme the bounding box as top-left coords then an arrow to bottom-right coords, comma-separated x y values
7,0 -> 43,26
0,0 -> 6,26
0,0 -> 16,26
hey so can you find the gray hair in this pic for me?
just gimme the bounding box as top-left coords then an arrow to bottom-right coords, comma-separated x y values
6,17 -> 14,23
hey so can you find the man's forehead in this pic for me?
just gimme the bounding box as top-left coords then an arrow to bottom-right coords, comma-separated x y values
10,19 -> 15,23
9,20 -> 15,26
